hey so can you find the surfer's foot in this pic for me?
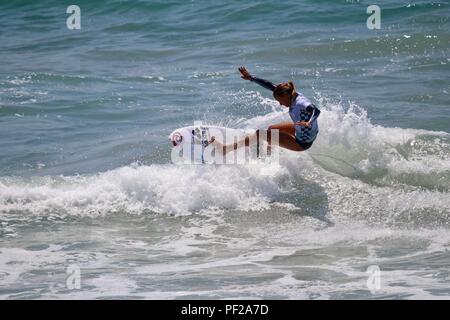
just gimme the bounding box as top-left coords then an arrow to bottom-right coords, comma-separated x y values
210,136 -> 227,155
211,136 -> 237,155
203,136 -> 215,148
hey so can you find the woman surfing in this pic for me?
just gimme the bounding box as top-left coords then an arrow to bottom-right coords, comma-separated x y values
212,66 -> 321,154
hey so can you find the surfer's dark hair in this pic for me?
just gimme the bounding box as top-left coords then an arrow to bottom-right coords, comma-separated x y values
273,82 -> 296,98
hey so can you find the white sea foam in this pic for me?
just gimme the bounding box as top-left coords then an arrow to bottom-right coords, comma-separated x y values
0,99 -> 448,222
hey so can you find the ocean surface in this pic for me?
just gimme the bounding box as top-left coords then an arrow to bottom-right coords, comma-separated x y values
0,0 -> 449,299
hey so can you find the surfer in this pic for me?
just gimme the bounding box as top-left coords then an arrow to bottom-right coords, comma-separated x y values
213,66 -> 320,154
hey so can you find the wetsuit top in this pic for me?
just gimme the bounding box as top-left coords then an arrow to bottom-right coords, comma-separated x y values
250,76 -> 320,143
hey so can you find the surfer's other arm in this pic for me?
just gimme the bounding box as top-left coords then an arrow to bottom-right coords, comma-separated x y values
238,66 -> 276,91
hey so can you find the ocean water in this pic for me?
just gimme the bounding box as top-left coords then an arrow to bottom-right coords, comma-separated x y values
0,0 -> 449,299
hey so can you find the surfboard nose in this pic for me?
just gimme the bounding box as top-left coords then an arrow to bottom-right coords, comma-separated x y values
170,131 -> 183,147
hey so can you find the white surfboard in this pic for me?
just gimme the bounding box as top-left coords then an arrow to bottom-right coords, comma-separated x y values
169,125 -> 260,164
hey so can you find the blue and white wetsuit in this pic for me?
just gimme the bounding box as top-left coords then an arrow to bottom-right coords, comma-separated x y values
289,93 -> 320,147
250,76 -> 320,150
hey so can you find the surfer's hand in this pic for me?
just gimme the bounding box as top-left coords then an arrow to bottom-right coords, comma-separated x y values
295,121 -> 311,127
238,66 -> 252,80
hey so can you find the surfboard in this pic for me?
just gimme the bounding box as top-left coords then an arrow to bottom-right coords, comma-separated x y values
169,125 -> 259,164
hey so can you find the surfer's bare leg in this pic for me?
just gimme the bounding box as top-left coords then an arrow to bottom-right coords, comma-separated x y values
267,122 -> 296,136
264,122 -> 297,154
212,136 -> 251,155
213,122 -> 304,154
263,126 -> 304,152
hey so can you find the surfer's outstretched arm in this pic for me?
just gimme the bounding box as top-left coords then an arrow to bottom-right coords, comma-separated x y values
238,66 -> 276,91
